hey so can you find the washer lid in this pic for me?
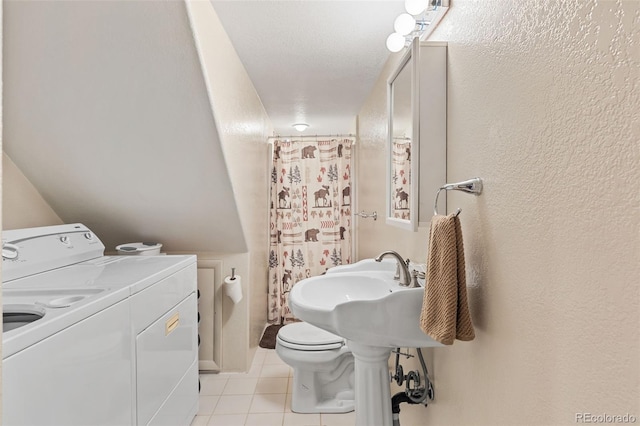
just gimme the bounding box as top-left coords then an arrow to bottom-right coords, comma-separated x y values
277,322 -> 344,347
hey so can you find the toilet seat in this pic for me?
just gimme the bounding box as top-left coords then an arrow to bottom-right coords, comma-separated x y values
277,322 -> 344,351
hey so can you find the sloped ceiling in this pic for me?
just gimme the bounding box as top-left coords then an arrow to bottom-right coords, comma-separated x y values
3,0 -> 247,253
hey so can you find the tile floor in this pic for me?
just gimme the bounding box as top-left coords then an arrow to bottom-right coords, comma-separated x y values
191,346 -> 355,426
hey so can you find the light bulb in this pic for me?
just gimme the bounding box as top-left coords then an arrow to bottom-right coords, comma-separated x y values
405,0 -> 427,15
394,14 -> 416,36
292,123 -> 309,132
386,33 -> 405,53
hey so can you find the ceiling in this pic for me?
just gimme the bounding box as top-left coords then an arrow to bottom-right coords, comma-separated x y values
211,0 -> 405,136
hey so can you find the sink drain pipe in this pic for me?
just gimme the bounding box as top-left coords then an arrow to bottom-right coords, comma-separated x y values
390,347 -> 434,426
391,392 -> 414,426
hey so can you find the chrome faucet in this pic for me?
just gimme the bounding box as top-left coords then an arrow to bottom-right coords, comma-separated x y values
374,250 -> 411,287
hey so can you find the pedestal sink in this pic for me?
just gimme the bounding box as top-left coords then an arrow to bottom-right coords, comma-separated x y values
288,259 -> 442,426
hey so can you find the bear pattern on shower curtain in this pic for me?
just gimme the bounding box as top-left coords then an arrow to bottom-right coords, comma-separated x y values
392,138 -> 411,220
268,138 -> 354,324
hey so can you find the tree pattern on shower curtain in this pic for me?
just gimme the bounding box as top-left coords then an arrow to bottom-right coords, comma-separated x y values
268,138 -> 353,324
391,139 -> 411,220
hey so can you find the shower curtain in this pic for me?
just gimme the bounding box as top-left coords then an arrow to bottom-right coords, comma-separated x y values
268,137 -> 354,324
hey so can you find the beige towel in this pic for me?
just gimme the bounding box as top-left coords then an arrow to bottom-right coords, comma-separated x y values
419,213 -> 475,345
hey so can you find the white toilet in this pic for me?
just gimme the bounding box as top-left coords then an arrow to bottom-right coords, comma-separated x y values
275,322 -> 355,413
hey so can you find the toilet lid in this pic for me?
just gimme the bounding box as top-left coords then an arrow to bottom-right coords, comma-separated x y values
277,322 -> 344,350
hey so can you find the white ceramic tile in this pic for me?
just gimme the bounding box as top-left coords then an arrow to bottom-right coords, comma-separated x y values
255,377 -> 289,394
245,360 -> 264,377
196,357 -> 355,426
245,413 -> 285,426
213,395 -> 253,415
252,348 -> 268,365
320,412 -> 356,426
190,415 -> 210,426
260,363 -> 291,378
285,393 -> 293,413
249,393 -> 287,413
215,372 -> 249,379
200,375 -> 228,395
223,378 -> 259,395
198,395 -> 220,415
263,351 -> 286,365
207,414 -> 246,426
283,412 -> 322,426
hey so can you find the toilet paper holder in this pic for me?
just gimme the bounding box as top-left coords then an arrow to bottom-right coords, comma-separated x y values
224,268 -> 243,304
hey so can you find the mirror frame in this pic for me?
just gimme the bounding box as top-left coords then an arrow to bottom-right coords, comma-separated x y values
386,39 -> 420,231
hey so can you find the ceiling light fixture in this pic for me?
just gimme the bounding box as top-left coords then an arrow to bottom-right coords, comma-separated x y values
292,123 -> 309,132
386,0 -> 449,53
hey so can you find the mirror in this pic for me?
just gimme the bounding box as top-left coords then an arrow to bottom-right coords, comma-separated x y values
386,41 -> 448,231
386,40 -> 419,231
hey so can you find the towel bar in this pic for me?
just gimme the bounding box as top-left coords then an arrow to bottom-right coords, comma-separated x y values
356,210 -> 378,221
433,177 -> 483,216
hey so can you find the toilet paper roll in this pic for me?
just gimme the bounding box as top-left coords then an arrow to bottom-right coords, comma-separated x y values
223,275 -> 243,304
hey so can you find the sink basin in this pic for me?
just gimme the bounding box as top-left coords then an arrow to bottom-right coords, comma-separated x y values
324,258 -> 396,274
289,270 -> 442,349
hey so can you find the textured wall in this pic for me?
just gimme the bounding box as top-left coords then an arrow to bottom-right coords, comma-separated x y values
357,1 -> 639,424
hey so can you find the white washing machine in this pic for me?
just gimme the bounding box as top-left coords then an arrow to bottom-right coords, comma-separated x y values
2,224 -> 199,426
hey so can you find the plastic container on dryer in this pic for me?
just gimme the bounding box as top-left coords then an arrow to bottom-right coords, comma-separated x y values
116,242 -> 163,255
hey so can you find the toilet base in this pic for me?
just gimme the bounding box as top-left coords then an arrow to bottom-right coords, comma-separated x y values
290,368 -> 355,414
275,322 -> 355,414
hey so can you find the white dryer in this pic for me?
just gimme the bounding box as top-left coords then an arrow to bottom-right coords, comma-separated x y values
2,224 -> 199,426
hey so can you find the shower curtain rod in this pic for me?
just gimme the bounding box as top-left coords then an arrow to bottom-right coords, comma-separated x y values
268,133 -> 355,140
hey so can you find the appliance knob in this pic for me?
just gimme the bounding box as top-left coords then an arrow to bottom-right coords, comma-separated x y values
60,236 -> 71,245
84,232 -> 94,240
2,243 -> 19,260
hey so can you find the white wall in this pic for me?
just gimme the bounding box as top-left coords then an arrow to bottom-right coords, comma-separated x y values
2,0 -> 272,372
0,0 -> 3,416
186,0 -> 272,370
3,0 -> 246,253
357,1 -> 639,425
3,153 -> 63,230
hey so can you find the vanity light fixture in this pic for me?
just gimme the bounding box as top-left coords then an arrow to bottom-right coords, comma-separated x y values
394,13 -> 416,36
405,0 -> 428,15
386,33 -> 406,53
292,123 -> 309,132
386,0 -> 449,53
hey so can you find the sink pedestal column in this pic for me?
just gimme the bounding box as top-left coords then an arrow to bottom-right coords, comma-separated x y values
347,340 -> 392,426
